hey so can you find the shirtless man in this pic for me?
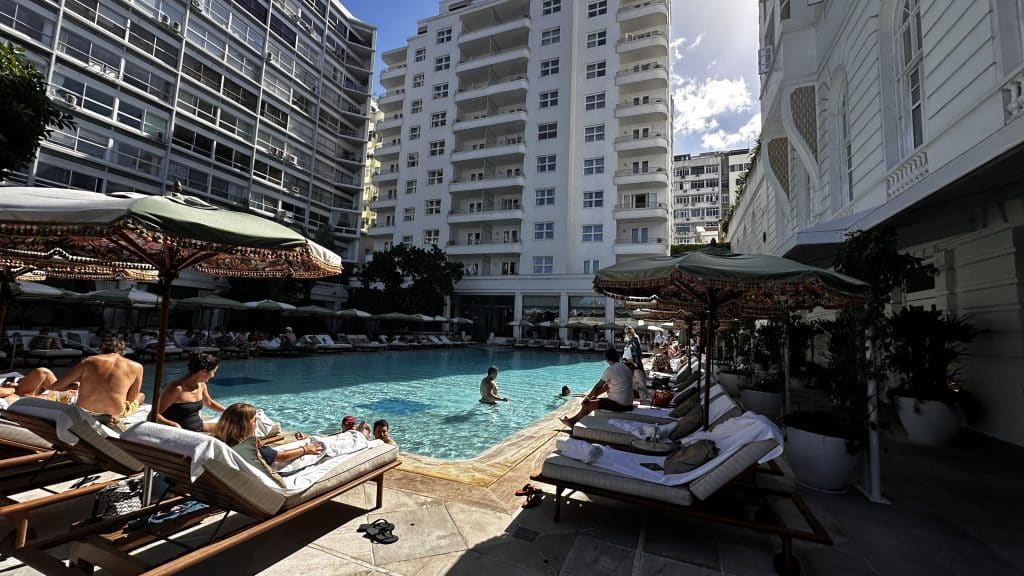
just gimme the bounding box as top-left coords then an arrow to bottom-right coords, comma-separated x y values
45,336 -> 145,424
479,366 -> 508,404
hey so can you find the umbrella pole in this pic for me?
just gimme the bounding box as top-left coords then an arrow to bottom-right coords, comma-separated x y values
0,279 -> 11,340
142,273 -> 175,506
703,302 -> 718,432
783,320 -> 791,421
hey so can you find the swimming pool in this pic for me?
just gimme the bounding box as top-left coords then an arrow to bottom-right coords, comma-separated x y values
148,348 -> 606,460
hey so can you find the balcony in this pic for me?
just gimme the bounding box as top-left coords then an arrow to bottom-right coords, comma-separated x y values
457,47 -> 530,74
613,238 -> 669,256
450,141 -> 526,164
371,169 -> 400,184
375,142 -> 401,158
446,239 -> 521,256
334,174 -> 362,189
369,194 -> 398,209
455,76 -> 529,103
333,225 -> 359,238
613,201 -> 669,221
615,61 -> 669,88
366,225 -> 395,236
447,207 -> 523,224
380,64 -> 406,83
376,115 -> 403,132
341,78 -> 370,95
449,174 -> 525,194
453,109 -> 528,132
338,127 -> 366,142
617,0 -> 669,29
378,89 -> 405,108
614,133 -> 670,154
381,46 -> 407,66
460,16 -> 531,44
615,98 -> 670,121
616,29 -> 669,59
614,168 -> 669,187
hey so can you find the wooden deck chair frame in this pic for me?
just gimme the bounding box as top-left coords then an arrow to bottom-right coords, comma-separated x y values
15,440 -> 402,576
530,464 -> 832,576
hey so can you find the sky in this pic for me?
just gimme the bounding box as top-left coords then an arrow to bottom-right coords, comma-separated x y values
339,0 -> 761,155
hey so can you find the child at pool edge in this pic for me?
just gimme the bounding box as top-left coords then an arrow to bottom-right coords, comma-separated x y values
480,366 -> 508,404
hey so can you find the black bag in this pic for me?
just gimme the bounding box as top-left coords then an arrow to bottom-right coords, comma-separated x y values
94,478 -> 143,519
652,376 -> 671,389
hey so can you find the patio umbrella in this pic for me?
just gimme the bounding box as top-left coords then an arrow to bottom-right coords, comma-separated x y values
11,280 -> 65,300
596,322 -> 626,331
374,312 -> 414,321
338,308 -> 372,319
636,324 -> 664,332
566,321 -> 596,330
77,287 -> 162,309
449,317 -> 474,325
408,313 -> 435,322
433,315 -> 448,322
594,244 -> 869,432
176,294 -> 248,340
0,187 -> 341,424
507,320 -> 533,327
244,299 -> 297,312
285,304 -> 338,317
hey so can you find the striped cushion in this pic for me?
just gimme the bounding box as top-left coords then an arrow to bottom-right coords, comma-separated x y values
202,456 -> 287,517
67,420 -> 144,475
0,418 -> 52,450
282,443 -> 399,509
573,415 -> 638,446
539,453 -> 695,506
690,439 -> 777,500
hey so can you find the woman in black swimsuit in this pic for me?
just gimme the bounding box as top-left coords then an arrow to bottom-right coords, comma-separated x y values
157,353 -> 225,432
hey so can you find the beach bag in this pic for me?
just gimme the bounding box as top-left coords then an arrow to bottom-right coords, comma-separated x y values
652,389 -> 674,408
94,478 -> 143,519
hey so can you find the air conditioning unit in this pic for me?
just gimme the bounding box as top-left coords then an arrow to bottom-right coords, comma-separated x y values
758,46 -> 773,74
276,209 -> 294,223
64,93 -> 79,107
171,21 -> 182,34
287,154 -> 298,165
158,12 -> 170,24
289,186 -> 300,194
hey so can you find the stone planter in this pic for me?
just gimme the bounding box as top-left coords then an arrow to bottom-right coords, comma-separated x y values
896,396 -> 961,445
716,371 -> 749,396
785,426 -> 857,492
740,389 -> 783,417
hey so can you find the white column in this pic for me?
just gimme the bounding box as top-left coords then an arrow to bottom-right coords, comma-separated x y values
558,291 -> 569,341
513,291 -> 523,340
604,297 -> 616,344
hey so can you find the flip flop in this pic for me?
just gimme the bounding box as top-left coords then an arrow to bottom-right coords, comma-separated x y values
369,527 -> 399,544
522,493 -> 543,509
514,483 -> 542,497
358,518 -> 395,534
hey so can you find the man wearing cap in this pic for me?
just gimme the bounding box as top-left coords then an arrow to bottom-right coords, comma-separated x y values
341,414 -> 372,438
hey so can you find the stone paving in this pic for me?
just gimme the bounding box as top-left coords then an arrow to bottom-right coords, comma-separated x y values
3,406 -> 1024,575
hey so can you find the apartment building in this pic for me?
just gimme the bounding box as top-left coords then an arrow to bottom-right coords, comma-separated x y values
671,148 -> 749,244
366,0 -> 673,339
1,0 -> 375,277
728,0 -> 1024,446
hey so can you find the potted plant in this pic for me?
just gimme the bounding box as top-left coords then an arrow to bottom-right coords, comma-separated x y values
885,307 -> 976,445
740,320 -> 785,417
717,321 -> 753,394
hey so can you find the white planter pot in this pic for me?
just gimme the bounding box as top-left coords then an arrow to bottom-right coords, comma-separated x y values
740,389 -> 783,417
717,372 -> 748,396
896,396 -> 961,445
785,426 -> 857,492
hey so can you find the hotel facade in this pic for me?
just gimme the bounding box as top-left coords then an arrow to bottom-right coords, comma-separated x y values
672,148 -> 750,245
365,0 -> 674,339
728,0 -> 1024,446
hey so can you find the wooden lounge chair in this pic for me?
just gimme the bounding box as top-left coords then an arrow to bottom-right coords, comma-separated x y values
531,431 -> 830,575
574,390 -> 740,448
383,335 -> 407,349
14,423 -> 402,575
347,334 -> 383,352
543,339 -> 559,350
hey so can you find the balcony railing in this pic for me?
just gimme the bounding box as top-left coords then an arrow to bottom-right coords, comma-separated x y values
615,98 -> 667,110
454,108 -> 527,123
450,173 -> 523,184
614,202 -> 666,210
452,137 -> 524,153
447,239 -> 520,247
614,168 -> 666,176
458,46 -> 529,65
618,0 -> 668,13
457,75 -> 526,93
617,29 -> 667,45
616,61 -> 667,77
448,207 -> 522,216
613,133 -> 665,143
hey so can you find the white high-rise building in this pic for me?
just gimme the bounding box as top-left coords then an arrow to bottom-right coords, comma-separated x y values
1,0 -> 375,278
672,148 -> 749,244
367,0 -> 673,338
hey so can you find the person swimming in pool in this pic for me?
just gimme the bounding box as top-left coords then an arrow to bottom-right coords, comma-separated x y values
480,366 -> 508,404
560,385 -> 571,397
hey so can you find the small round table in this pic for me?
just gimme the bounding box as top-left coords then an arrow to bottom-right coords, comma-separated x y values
630,439 -> 674,455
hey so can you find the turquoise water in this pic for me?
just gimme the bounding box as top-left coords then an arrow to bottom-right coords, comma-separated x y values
149,349 -> 605,460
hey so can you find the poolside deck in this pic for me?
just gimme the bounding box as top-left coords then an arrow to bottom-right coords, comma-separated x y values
2,402 -> 1023,575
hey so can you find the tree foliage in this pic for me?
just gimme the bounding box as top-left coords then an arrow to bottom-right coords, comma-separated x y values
0,43 -> 75,179
350,244 -> 464,314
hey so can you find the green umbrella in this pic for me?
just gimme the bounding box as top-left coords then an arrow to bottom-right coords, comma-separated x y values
78,287 -> 161,309
176,294 -> 248,311
286,304 -> 338,317
409,313 -> 435,322
507,320 -> 533,327
566,321 -> 597,330
596,322 -> 627,331
375,312 -> 414,321
244,299 -> 297,312
449,316 -> 474,325
11,281 -> 69,301
338,308 -> 372,319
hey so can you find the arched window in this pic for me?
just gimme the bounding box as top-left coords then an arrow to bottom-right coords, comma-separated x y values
895,0 -> 924,156
840,89 -> 854,202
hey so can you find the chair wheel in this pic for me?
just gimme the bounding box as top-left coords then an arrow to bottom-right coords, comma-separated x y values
773,552 -> 801,576
0,527 -> 37,559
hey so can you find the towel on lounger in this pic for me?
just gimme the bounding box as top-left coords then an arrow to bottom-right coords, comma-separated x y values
555,438 -> 604,464
7,397 -> 112,445
274,430 -> 371,474
607,418 -> 677,441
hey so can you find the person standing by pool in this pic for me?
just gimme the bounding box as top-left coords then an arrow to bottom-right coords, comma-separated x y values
480,366 -> 508,404
559,347 -> 633,428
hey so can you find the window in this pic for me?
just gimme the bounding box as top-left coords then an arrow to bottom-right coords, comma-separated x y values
896,0 -> 924,154
585,61 -> 606,79
434,54 -> 450,71
584,124 -> 605,142
840,89 -> 854,202
407,153 -> 418,167
501,261 -> 518,275
431,111 -> 447,127
537,155 -> 557,172
404,207 -> 415,222
583,190 -> 604,207
583,259 -> 601,274
540,58 -> 559,76
536,188 -> 555,205
432,83 -> 449,99
425,199 -> 442,214
401,235 -> 413,244
436,27 -> 451,44
583,157 -> 604,175
533,256 -> 553,274
411,99 -> 422,113
585,93 -> 605,110
406,179 -> 418,194
541,0 -> 560,15
582,224 -> 603,242
412,73 -> 424,88
538,122 -> 558,140
539,90 -> 558,108
409,126 -> 420,140
424,229 -> 439,245
587,1 -> 607,17
414,47 -> 426,62
534,222 -> 554,240
427,169 -> 443,184
429,140 -> 445,156
541,27 -> 560,45
586,30 -> 606,48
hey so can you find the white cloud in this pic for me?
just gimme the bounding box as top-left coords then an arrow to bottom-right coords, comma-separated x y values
689,33 -> 704,49
669,36 -> 687,62
701,112 -> 761,149
672,77 -> 752,134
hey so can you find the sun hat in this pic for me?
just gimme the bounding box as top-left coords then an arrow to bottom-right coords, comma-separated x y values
342,415 -> 357,426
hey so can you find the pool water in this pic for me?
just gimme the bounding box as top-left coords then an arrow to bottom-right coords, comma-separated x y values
149,348 -> 605,460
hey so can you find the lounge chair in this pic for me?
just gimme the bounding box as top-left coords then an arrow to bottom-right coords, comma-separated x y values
558,339 -> 573,351
581,341 -> 595,352
384,336 -> 407,349
437,335 -> 460,347
513,338 -> 529,349
314,334 -> 349,353
14,423 -> 402,575
531,417 -> 830,575
12,334 -> 83,366
428,335 -> 450,347
348,334 -> 383,351
543,339 -> 559,350
173,332 -> 220,355
575,391 -> 741,448
593,341 -> 609,353
528,338 -> 544,349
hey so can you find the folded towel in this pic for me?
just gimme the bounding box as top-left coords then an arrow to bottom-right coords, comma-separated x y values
555,438 -> 603,464
608,418 -> 677,441
282,439 -> 385,493
7,397 -> 111,445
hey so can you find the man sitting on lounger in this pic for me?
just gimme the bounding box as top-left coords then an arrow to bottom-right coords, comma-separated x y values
560,347 -> 633,428
42,336 -> 145,428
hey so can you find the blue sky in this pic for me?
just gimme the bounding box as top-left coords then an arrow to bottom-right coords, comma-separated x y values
340,0 -> 760,155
